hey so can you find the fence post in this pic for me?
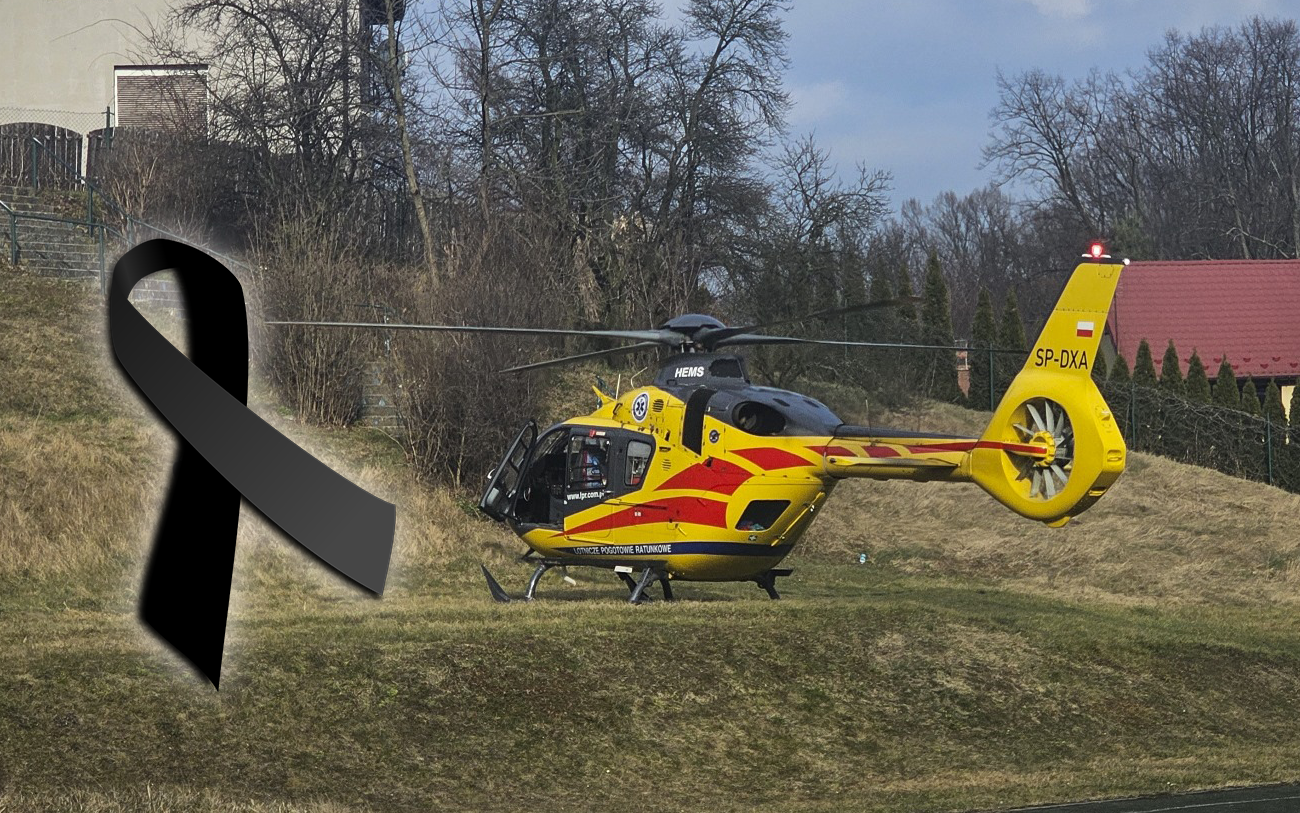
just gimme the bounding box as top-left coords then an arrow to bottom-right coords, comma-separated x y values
8,210 -> 16,266
29,139 -> 38,190
1267,418 -> 1275,485
87,185 -> 95,227
988,346 -> 996,411
97,226 -> 106,296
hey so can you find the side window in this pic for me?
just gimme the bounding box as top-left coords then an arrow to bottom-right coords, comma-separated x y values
566,434 -> 610,492
735,500 -> 789,531
625,440 -> 653,488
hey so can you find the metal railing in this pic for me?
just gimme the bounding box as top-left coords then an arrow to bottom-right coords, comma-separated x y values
9,136 -> 252,289
0,198 -> 119,292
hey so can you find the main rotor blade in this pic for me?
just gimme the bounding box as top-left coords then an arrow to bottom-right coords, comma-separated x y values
499,341 -> 662,374
266,320 -> 672,344
699,298 -> 919,348
712,334 -> 1020,354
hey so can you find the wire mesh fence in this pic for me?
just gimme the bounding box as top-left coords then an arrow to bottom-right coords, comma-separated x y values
1097,378 -> 1300,491
0,107 -> 116,189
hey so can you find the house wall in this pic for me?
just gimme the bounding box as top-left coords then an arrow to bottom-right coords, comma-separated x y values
1,0 -> 202,132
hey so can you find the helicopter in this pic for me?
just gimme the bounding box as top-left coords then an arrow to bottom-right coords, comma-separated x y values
269,247 -> 1127,604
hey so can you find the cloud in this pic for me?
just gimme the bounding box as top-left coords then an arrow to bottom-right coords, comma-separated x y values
788,80 -> 850,126
1023,0 -> 1092,19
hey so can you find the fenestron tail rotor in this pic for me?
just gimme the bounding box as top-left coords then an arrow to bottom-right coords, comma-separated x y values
1009,397 -> 1074,500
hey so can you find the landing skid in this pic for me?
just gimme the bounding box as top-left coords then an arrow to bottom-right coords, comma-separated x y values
480,555 -> 673,604
479,556 -> 793,603
751,568 -> 793,599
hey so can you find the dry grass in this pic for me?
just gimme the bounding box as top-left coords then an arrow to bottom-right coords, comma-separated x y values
5,582 -> 1300,813
0,415 -> 160,584
0,271 -> 167,592
803,400 -> 1300,608
0,788 -> 364,813
10,271 -> 1300,811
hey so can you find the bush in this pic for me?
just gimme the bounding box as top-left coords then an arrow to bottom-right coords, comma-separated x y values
387,215 -> 567,487
254,208 -> 376,426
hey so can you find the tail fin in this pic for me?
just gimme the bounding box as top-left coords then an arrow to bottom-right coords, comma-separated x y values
966,260 -> 1127,526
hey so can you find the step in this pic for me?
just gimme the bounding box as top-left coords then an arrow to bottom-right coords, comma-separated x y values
0,193 -> 85,215
17,242 -> 97,257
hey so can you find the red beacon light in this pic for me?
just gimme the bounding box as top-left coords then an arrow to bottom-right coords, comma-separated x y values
1083,242 -> 1111,260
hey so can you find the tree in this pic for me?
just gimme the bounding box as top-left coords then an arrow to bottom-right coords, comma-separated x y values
983,68 -> 1102,238
919,251 -> 962,402
868,262 -> 894,302
896,263 -> 918,321
1128,339 -> 1158,450
1103,353 -> 1131,441
1290,384 -> 1300,434
1238,377 -> 1265,481
1265,379 -> 1287,425
379,0 -> 438,280
1264,379 -> 1287,482
1132,339 -> 1157,386
1158,340 -> 1183,395
733,134 -> 890,387
1153,340 -> 1184,457
1109,354 -> 1130,383
984,17 -> 1300,262
1241,377 -> 1263,415
996,289 -> 1027,397
1180,349 -> 1214,466
968,287 -> 997,410
895,184 -> 1031,334
1212,357 -> 1241,409
1185,350 -> 1211,402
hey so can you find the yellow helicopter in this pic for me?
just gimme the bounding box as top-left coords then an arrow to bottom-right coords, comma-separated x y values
271,248 -> 1126,603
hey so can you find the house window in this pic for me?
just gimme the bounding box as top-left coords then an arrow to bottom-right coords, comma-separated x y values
114,65 -> 209,134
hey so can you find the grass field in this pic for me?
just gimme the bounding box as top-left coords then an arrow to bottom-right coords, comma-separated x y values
2,268 -> 1300,812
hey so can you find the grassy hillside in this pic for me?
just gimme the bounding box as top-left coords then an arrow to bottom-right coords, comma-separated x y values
2,267 -> 1300,812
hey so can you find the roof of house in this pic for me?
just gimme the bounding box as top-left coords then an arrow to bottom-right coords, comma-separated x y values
1106,259 -> 1300,381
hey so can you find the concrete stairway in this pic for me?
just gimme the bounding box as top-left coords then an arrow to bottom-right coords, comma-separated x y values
0,184 -> 103,279
361,361 -> 404,432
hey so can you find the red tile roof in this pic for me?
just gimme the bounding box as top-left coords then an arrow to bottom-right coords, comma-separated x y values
1106,259 -> 1300,381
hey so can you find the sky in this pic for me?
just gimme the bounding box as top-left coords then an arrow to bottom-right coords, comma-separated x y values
781,0 -> 1300,210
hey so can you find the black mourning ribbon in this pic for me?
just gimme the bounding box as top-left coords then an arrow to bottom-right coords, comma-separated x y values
109,240 -> 395,688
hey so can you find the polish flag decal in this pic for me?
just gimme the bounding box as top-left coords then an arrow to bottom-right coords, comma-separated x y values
1076,321 -> 1095,338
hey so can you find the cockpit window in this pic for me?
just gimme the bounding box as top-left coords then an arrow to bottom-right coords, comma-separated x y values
732,401 -> 786,435
567,435 -> 609,492
625,440 -> 653,486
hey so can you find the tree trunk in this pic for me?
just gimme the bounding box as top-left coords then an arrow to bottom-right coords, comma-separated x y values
385,0 -> 437,281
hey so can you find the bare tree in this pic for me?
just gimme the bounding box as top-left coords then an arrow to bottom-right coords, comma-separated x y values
984,68 -> 1102,238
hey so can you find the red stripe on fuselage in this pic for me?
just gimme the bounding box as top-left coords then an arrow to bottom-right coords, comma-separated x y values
566,496 -> 729,536
658,458 -> 754,495
807,445 -> 854,457
903,440 -> 978,453
862,445 -> 901,458
977,440 -> 1049,455
733,447 -> 814,470
900,440 -> 1048,455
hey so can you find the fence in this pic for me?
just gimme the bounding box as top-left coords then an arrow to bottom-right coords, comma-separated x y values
0,107 -> 115,188
0,135 -> 252,291
1097,379 -> 1300,491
